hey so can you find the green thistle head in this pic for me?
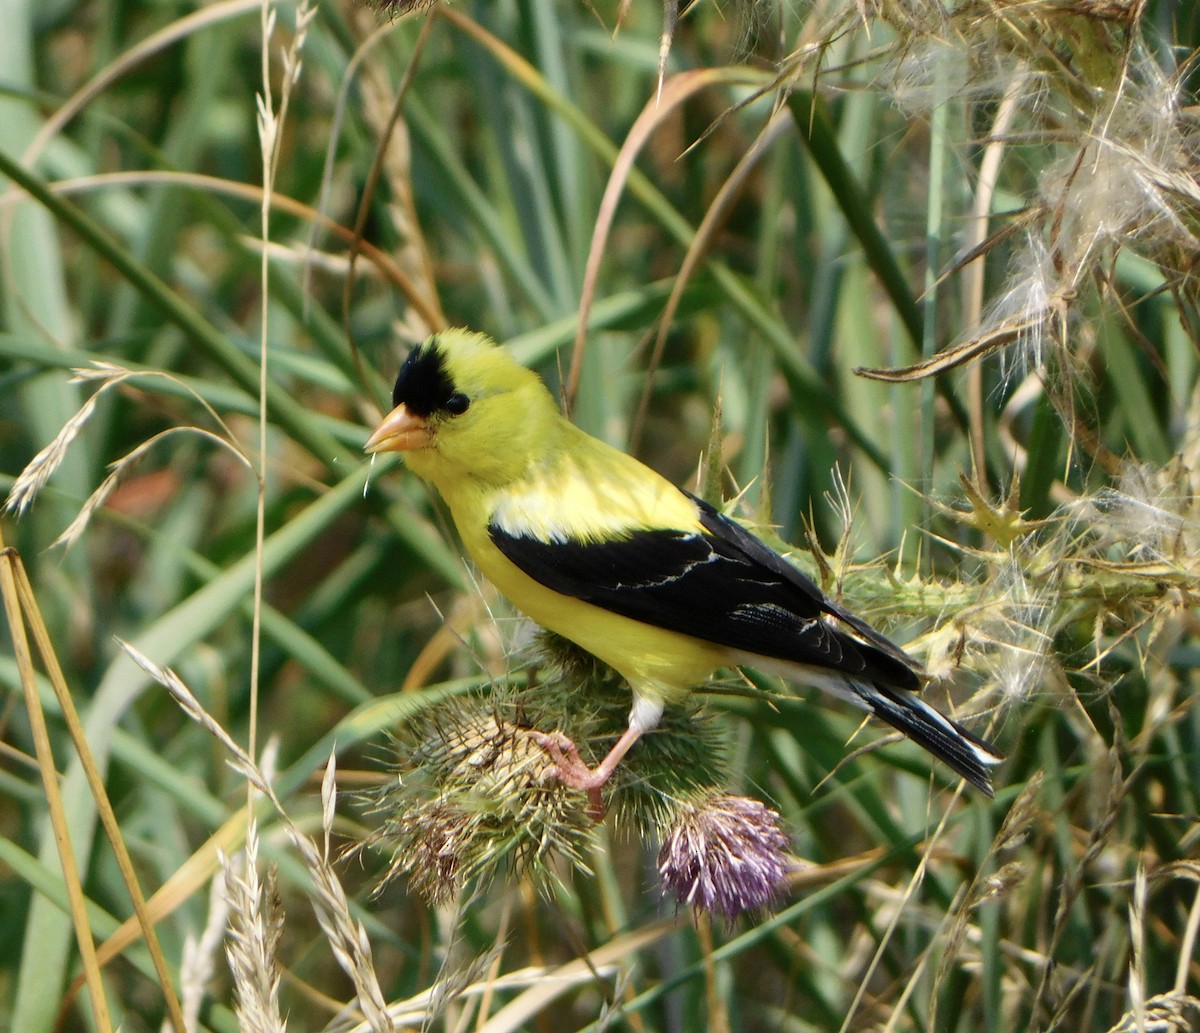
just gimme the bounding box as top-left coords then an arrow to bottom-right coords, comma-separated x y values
365,630 -> 790,915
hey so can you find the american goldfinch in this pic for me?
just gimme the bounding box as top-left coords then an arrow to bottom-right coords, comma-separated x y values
366,330 -> 1001,813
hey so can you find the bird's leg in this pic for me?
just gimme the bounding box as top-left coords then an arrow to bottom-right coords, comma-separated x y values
530,726 -> 645,821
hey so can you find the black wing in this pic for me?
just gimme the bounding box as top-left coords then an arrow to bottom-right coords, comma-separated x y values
489,491 -> 920,691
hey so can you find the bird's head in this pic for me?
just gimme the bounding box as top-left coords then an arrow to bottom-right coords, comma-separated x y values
365,329 -> 557,488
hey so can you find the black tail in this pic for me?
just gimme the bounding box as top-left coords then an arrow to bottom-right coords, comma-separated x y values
852,682 -> 1002,796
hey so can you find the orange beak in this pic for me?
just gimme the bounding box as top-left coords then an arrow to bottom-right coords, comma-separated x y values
364,403 -> 434,453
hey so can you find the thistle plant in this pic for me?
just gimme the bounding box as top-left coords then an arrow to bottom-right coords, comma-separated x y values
365,629 -> 789,916
849,0 -> 1200,396
657,792 -> 790,918
366,693 -> 597,905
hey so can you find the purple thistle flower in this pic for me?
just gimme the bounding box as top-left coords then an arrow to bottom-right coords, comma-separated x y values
658,794 -> 790,918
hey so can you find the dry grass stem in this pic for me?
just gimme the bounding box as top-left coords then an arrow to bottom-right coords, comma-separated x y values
119,642 -> 395,1031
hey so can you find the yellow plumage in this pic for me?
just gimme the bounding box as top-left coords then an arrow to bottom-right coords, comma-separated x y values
366,329 -> 1000,810
376,332 -> 720,709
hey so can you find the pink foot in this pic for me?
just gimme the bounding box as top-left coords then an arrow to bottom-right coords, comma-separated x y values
528,730 -> 608,820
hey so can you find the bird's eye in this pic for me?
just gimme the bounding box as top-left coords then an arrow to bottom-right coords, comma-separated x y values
444,392 -> 471,416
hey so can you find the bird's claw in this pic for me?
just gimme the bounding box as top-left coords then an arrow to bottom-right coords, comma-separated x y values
528,730 -> 608,821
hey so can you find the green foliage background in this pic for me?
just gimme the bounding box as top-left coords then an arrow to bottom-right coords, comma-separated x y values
2,0 -> 1200,1029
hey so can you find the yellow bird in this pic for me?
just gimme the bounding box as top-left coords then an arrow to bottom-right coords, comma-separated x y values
366,330 -> 1001,813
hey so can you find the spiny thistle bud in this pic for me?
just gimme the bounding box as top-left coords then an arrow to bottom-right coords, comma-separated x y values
389,802 -> 471,905
658,792 -> 790,919
367,699 -> 596,904
366,631 -> 769,908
